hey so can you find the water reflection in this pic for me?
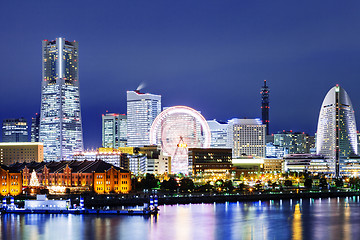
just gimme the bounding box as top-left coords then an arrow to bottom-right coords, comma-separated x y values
1,198 -> 360,240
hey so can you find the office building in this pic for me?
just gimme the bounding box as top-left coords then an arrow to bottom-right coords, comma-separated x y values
188,148 -> 232,175
227,118 -> 266,158
263,158 -> 283,173
283,154 -> 330,174
0,142 -> 43,165
265,142 -> 288,158
31,113 -> 40,142
316,85 -> 358,177
102,113 -> 127,148
2,118 -> 28,142
273,130 -> 308,154
127,90 -> 161,147
39,38 -> 83,161
207,120 -> 228,148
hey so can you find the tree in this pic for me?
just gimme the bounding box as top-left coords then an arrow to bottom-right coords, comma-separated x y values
179,178 -> 195,192
141,174 -> 159,190
335,178 -> 343,188
319,178 -> 327,189
284,180 -> 292,187
161,177 -> 178,192
304,178 -> 313,189
223,180 -> 234,192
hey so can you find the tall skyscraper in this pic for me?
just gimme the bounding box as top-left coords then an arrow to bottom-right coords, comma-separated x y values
227,118 -> 266,158
102,113 -> 127,148
127,90 -> 161,147
2,118 -> 28,142
261,80 -> 270,135
316,85 -> 357,177
39,38 -> 83,161
31,113 -> 40,142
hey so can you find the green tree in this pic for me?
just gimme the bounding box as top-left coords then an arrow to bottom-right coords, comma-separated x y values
304,178 -> 313,189
284,180 -> 292,187
335,178 -> 343,188
179,178 -> 195,192
160,177 -> 178,192
319,178 -> 327,189
141,174 -> 159,190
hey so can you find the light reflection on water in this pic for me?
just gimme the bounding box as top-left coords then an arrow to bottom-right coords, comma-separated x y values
1,197 -> 360,240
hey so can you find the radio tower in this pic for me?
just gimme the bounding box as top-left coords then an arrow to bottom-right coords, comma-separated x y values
261,80 -> 270,135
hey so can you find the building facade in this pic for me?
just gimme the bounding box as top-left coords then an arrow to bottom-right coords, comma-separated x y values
127,90 -> 161,147
0,142 -> 43,165
207,120 -> 228,148
316,85 -> 358,176
2,118 -> 28,142
31,113 -> 40,142
102,113 -> 127,148
261,80 -> 270,135
39,38 -> 83,161
188,148 -> 232,175
273,131 -> 308,154
227,118 -> 266,158
0,165 -> 22,196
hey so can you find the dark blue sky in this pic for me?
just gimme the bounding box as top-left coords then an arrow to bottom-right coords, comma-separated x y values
1,1 -> 360,148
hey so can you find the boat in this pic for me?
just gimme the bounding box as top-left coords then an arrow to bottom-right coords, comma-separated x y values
1,194 -> 159,216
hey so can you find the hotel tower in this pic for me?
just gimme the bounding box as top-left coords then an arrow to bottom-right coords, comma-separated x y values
39,38 -> 83,161
316,85 -> 357,177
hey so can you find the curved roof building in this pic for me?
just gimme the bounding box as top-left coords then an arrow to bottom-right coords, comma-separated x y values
316,85 -> 357,176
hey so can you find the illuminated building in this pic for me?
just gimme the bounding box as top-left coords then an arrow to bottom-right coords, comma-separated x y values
232,156 -> 264,177
128,154 -> 147,175
72,148 -> 129,170
207,119 -> 228,148
150,106 -> 211,174
39,38 -> 83,161
227,118 -> 266,158
127,90 -> 161,147
188,148 -> 232,175
0,142 -> 43,165
284,154 -> 330,174
2,118 -> 28,142
265,142 -> 288,158
261,80 -> 270,135
31,113 -> 40,142
273,130 -> 309,154
0,165 -> 22,196
102,113 -> 127,148
316,85 -> 358,177
263,158 -> 283,173
13,160 -> 131,194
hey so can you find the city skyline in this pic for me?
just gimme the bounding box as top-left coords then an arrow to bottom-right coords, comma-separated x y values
1,2 -> 360,148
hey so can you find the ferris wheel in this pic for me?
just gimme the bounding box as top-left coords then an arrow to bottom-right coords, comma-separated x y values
150,106 -> 211,174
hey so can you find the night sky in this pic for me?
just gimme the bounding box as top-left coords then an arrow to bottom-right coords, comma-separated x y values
1,1 -> 360,148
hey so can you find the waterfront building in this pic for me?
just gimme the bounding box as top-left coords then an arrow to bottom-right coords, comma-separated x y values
207,120 -> 228,148
11,160 -> 131,194
261,80 -> 270,135
2,118 -> 28,142
0,165 -> 22,196
263,158 -> 283,173
265,142 -> 288,158
283,154 -> 330,174
188,148 -> 232,175
0,142 -> 43,165
31,113 -> 40,142
227,118 -> 266,158
39,38 -> 83,161
127,90 -> 161,147
128,154 -> 147,175
316,85 -> 358,177
102,113 -> 127,148
72,148 -> 129,170
232,156 -> 264,177
273,130 -> 308,154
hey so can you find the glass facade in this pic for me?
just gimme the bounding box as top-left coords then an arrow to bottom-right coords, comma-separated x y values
316,85 -> 357,176
102,113 -> 127,148
126,91 -> 161,147
39,38 -> 83,161
31,113 -> 40,142
2,118 -> 28,142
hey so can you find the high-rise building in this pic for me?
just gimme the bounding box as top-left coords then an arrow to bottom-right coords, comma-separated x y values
207,120 -> 228,148
227,118 -> 266,158
0,142 -> 43,165
261,80 -> 270,135
102,113 -> 127,148
39,38 -> 83,161
316,85 -> 357,177
273,130 -> 308,154
2,118 -> 28,142
127,90 -> 161,147
31,113 -> 40,142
